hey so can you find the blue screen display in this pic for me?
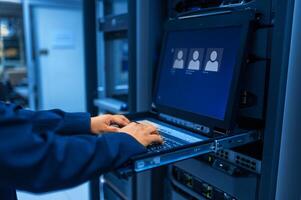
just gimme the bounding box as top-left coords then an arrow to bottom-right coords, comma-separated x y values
155,26 -> 242,120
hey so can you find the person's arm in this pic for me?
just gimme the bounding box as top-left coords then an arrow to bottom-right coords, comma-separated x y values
19,106 -> 130,136
0,103 -> 157,193
18,106 -> 93,135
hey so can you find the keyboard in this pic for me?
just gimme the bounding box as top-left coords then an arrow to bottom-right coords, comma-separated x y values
138,119 -> 203,153
138,120 -> 202,143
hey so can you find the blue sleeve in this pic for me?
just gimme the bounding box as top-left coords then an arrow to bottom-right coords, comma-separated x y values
19,106 -> 91,135
0,102 -> 146,193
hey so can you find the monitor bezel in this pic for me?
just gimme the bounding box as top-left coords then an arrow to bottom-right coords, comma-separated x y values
152,10 -> 255,130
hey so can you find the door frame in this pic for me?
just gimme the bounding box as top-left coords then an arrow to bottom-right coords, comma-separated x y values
22,0 -> 82,110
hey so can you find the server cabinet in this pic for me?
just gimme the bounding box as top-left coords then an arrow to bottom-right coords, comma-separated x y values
92,1 -> 168,200
83,0 -> 298,200
161,0 -> 272,200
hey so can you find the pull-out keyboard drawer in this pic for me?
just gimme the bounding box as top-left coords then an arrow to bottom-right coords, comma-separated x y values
116,113 -> 261,178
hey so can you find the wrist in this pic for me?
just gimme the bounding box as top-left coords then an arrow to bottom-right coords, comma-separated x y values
90,117 -> 97,134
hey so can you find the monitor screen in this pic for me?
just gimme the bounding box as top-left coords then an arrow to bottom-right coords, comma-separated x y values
154,26 -> 243,121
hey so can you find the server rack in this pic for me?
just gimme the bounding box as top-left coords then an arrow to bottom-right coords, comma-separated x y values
83,0 -> 299,200
94,0 -> 136,115
164,1 -> 268,200
94,1 -> 140,199
163,1 -> 297,200
84,1 -> 167,200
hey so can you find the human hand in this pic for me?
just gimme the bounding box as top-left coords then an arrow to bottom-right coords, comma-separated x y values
119,122 -> 163,146
90,114 -> 130,134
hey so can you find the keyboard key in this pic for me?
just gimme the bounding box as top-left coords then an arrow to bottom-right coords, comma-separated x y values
147,135 -> 181,153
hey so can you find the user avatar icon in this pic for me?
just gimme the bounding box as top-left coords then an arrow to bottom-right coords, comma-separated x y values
205,50 -> 219,72
188,50 -> 201,70
173,50 -> 184,69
